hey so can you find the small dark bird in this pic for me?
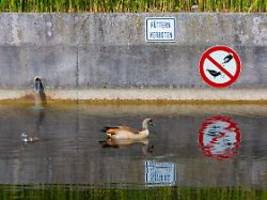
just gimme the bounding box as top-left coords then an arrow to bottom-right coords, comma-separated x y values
222,53 -> 233,64
34,76 -> 45,94
206,69 -> 221,78
33,76 -> 47,106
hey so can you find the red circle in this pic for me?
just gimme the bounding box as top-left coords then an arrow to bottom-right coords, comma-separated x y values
199,45 -> 241,88
198,116 -> 241,160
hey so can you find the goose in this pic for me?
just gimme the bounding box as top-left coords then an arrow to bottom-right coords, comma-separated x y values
21,132 -> 40,143
101,118 -> 153,140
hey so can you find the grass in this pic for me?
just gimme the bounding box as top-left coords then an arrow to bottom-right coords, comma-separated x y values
1,185 -> 267,200
0,0 -> 265,12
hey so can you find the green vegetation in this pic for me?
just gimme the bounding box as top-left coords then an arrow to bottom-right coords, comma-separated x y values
1,185 -> 267,200
0,0 -> 265,12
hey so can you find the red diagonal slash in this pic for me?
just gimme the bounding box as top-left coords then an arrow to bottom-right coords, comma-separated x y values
206,55 -> 234,79
206,132 -> 226,148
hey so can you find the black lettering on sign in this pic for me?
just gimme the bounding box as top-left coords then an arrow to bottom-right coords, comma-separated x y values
150,32 -> 172,39
150,21 -> 171,29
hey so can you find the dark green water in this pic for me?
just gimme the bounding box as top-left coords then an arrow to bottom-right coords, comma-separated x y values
0,103 -> 266,199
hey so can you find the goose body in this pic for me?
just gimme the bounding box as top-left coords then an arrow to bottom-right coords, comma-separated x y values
102,118 -> 153,140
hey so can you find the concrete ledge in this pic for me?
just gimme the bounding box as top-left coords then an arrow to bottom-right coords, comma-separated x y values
53,89 -> 267,101
0,89 -> 266,102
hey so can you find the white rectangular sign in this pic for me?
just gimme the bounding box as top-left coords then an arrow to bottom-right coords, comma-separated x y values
145,160 -> 176,186
145,17 -> 176,42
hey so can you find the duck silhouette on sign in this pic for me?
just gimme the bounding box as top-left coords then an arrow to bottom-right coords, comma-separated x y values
206,69 -> 225,78
222,53 -> 233,64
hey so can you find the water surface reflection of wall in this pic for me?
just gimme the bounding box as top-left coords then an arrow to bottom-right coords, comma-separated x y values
0,105 -> 265,186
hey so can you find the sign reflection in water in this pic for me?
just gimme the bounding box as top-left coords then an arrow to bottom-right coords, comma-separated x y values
145,160 -> 176,186
198,116 -> 241,160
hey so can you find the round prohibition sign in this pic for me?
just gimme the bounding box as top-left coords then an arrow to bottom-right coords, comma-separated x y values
198,116 -> 241,160
199,46 -> 241,88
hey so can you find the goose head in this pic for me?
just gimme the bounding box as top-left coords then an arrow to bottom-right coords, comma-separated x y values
142,118 -> 153,130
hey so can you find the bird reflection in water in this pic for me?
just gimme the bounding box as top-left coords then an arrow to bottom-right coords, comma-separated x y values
21,77 -> 47,144
99,138 -> 154,155
21,107 -> 45,144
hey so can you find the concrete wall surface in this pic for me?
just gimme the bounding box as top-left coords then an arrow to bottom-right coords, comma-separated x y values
0,13 -> 266,100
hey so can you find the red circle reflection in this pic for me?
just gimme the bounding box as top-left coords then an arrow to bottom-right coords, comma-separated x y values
199,116 -> 241,160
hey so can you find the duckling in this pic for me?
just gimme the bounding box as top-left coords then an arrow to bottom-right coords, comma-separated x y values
101,118 -> 153,140
21,132 -> 40,143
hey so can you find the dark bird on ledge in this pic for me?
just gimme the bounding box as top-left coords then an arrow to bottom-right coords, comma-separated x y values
34,76 -> 45,94
206,69 -> 222,78
222,53 -> 233,64
33,76 -> 47,106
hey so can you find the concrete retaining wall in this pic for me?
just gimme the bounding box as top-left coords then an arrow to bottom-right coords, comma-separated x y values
0,13 -> 266,100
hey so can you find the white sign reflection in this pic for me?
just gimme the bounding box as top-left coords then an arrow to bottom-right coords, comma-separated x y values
145,160 -> 176,186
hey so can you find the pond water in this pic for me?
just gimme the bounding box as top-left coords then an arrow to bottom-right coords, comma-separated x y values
0,103 -> 266,199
